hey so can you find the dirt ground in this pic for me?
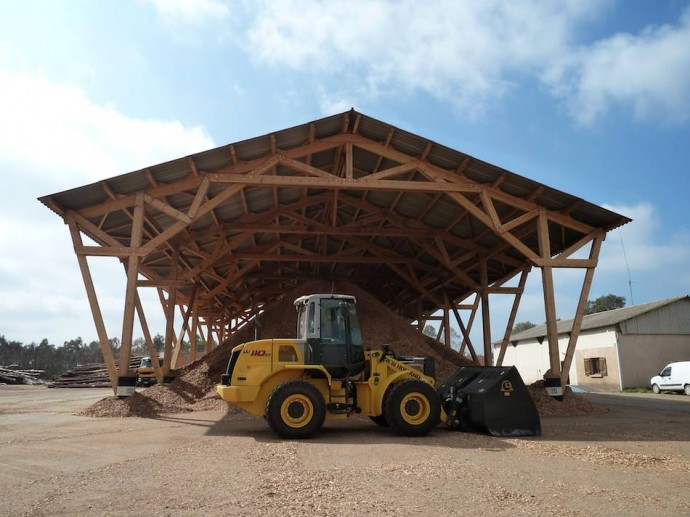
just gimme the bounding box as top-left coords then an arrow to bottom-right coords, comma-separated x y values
1,386 -> 689,517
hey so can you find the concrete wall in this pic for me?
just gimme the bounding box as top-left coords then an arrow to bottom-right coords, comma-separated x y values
497,338 -> 551,384
574,345 -> 621,391
496,326 -> 620,389
496,306 -> 690,391
617,334 -> 690,388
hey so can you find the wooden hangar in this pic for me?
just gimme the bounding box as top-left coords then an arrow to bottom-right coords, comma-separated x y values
39,109 -> 630,397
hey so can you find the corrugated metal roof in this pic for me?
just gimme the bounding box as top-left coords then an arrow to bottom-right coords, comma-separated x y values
505,295 -> 690,342
38,109 -> 632,321
39,110 -> 630,231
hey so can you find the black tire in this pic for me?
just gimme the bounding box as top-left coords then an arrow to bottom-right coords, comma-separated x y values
384,380 -> 441,437
266,380 -> 326,439
684,384 -> 690,396
370,385 -> 394,427
652,384 -> 661,394
369,414 -> 389,427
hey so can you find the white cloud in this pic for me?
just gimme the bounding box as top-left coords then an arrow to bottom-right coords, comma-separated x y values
0,71 -> 215,344
245,0 -> 602,117
242,1 -> 599,116
0,72 -> 214,190
240,1 -> 690,125
598,203 -> 689,274
141,0 -> 231,25
544,9 -> 690,125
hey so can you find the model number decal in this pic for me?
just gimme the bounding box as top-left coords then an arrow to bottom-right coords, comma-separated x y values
243,349 -> 271,357
384,357 -> 422,380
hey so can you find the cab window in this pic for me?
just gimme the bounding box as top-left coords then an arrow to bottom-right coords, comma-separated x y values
278,345 -> 298,362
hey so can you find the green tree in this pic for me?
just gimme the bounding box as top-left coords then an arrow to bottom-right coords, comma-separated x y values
153,333 -> 165,354
585,294 -> 626,315
513,321 -> 537,333
422,324 -> 437,338
131,337 -> 147,356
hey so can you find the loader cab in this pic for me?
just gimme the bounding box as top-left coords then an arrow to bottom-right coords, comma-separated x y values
295,294 -> 366,379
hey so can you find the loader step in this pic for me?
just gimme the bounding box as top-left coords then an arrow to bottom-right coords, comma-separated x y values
327,403 -> 350,414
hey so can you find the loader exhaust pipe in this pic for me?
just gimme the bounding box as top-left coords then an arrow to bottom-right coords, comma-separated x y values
437,366 -> 541,437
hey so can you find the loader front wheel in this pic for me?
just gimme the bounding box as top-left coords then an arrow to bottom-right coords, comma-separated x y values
384,380 -> 441,437
266,380 -> 326,439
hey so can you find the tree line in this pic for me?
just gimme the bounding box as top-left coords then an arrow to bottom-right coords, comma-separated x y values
0,334 -> 180,380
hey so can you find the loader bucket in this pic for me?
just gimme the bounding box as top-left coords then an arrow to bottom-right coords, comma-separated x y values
437,366 -> 541,437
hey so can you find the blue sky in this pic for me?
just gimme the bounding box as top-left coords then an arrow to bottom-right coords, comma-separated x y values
1,0 -> 689,345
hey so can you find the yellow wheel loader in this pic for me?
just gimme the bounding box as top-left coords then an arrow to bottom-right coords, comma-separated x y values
217,294 -> 540,439
137,356 -> 163,387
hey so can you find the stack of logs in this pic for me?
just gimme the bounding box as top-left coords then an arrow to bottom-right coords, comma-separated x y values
49,356 -> 144,388
0,365 -> 46,385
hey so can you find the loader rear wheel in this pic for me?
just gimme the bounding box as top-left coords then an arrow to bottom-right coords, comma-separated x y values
384,380 -> 440,437
266,380 -> 326,439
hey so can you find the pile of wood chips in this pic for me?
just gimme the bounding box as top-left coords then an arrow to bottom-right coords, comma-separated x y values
80,280 -> 600,419
528,381 -> 606,417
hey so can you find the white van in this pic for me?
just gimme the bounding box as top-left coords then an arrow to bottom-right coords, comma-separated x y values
650,361 -> 690,395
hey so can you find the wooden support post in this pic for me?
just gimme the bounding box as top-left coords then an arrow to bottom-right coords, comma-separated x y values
171,283 -> 198,368
345,142 -> 353,179
119,194 -> 144,380
443,309 -> 451,348
496,268 -> 530,366
537,210 -> 562,398
162,246 -> 179,375
66,215 -> 119,393
203,321 -> 213,353
190,310 -> 199,364
561,232 -> 604,385
162,288 -> 176,374
480,260 -> 492,366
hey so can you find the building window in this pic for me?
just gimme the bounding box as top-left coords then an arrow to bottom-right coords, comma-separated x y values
584,357 -> 607,377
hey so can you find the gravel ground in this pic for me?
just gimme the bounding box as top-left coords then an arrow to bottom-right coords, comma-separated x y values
1,386 -> 689,516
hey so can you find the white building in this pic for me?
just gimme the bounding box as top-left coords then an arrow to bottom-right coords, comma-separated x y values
496,296 -> 690,391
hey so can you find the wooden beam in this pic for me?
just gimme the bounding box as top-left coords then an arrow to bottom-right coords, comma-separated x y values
561,232 -> 605,385
496,268 -> 530,366
345,142 -> 353,179
187,176 -> 210,219
450,303 -> 478,363
532,258 -> 598,268
119,193 -> 145,376
227,253 -> 412,264
480,260 -> 492,365
537,210 -> 561,379
208,172 -> 484,194
143,194 -> 192,224
66,215 -> 119,393
75,246 -> 148,257
134,291 -> 164,384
